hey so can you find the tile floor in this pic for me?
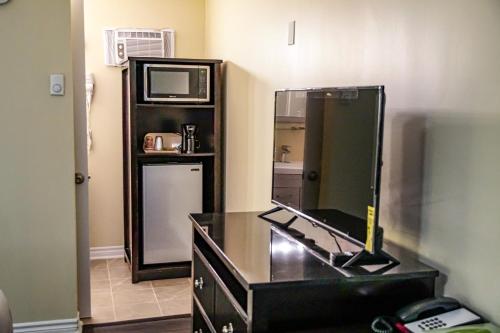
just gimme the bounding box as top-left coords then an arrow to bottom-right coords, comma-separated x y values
86,259 -> 191,324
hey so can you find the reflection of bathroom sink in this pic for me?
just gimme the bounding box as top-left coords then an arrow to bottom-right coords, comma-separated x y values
274,161 -> 303,175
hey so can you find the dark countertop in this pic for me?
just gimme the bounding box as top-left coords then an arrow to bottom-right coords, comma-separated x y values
190,212 -> 438,289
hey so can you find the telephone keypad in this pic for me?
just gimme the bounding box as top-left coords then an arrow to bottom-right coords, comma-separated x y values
418,317 -> 448,330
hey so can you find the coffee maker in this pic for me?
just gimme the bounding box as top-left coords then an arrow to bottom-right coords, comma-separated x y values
181,124 -> 199,154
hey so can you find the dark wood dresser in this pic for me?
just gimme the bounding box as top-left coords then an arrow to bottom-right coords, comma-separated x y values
189,212 -> 438,333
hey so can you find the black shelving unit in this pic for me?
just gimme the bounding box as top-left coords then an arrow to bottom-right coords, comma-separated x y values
122,57 -> 224,283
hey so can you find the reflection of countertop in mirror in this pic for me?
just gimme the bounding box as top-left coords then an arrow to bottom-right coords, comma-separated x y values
274,161 -> 303,174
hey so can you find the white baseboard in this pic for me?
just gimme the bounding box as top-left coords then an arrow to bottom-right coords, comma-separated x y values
13,318 -> 79,333
90,246 -> 124,260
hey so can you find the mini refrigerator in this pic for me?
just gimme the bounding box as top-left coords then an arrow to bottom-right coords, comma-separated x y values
142,163 -> 203,265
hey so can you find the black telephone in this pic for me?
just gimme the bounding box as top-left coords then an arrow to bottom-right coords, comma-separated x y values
396,297 -> 461,323
371,297 -> 482,333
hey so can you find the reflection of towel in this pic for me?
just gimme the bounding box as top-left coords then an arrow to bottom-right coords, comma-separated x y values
0,290 -> 13,333
85,74 -> 95,151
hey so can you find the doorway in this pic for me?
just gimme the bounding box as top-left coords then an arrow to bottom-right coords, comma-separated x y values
74,0 -> 206,324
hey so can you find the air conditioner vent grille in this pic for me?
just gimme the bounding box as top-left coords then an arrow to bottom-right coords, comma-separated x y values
125,39 -> 163,58
117,31 -> 163,39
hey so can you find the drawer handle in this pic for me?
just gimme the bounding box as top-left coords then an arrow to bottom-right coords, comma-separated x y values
194,277 -> 204,290
222,323 -> 234,333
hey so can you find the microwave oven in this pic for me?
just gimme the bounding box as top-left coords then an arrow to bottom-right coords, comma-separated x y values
143,64 -> 210,103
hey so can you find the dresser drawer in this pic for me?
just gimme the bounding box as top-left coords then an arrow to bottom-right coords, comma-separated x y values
193,251 -> 216,323
272,187 -> 301,209
193,299 -> 212,333
273,174 -> 302,187
214,283 -> 247,333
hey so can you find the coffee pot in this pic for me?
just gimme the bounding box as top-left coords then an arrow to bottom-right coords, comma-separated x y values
181,124 -> 199,154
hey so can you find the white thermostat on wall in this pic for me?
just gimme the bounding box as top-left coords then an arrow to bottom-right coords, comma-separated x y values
50,74 -> 65,96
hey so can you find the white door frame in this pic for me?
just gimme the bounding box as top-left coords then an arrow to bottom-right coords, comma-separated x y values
71,0 -> 91,318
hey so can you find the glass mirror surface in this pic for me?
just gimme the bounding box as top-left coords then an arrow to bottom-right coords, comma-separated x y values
272,87 -> 384,246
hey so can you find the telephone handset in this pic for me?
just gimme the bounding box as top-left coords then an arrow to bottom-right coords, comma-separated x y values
397,297 -> 461,323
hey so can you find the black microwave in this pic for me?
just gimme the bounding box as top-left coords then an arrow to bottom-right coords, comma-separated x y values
143,64 -> 210,103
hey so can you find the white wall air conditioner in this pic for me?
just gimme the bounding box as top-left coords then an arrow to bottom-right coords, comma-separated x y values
103,28 -> 175,67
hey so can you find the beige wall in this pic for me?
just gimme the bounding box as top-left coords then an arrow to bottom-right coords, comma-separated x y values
84,0 -> 206,247
0,0 -> 78,323
205,0 -> 500,323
